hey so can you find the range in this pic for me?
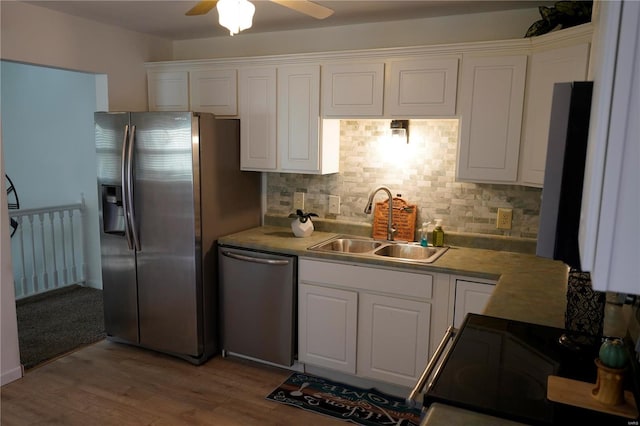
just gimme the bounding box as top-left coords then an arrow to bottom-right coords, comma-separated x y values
422,314 -> 639,425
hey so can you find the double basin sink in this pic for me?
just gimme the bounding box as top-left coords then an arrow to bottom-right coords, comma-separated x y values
308,235 -> 449,263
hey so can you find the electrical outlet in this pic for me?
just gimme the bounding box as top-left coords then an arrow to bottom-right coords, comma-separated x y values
329,195 -> 340,214
293,192 -> 305,210
496,208 -> 513,230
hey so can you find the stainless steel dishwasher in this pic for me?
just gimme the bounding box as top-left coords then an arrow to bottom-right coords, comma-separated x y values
218,245 -> 297,366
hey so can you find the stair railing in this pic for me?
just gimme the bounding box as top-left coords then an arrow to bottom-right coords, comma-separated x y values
9,196 -> 86,299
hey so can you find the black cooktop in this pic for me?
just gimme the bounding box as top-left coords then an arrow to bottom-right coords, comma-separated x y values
424,314 -> 638,425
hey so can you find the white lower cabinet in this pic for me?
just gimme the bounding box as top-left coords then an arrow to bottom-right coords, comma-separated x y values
452,276 -> 496,328
357,293 -> 431,387
298,258 -> 452,387
298,283 -> 357,374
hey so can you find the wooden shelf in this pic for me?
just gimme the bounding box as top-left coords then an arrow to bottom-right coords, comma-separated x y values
547,375 -> 638,419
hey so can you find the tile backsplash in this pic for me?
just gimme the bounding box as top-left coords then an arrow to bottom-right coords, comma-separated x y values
266,119 -> 542,239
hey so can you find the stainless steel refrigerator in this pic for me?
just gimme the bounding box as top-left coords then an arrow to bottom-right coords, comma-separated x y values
95,111 -> 261,364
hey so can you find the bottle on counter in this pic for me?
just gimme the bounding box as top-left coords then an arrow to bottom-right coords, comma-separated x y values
420,222 -> 430,247
432,219 -> 445,247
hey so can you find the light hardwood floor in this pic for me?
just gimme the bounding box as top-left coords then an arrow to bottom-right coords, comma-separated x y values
1,340 -> 345,425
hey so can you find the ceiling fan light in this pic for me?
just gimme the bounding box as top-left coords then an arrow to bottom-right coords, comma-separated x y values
217,0 -> 255,36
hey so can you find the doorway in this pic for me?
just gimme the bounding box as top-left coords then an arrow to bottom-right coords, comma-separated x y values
1,60 -> 107,368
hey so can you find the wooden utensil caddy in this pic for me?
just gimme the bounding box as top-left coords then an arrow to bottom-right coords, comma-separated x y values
372,197 -> 417,241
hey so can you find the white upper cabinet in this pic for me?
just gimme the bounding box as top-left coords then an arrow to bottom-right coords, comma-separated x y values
322,63 -> 385,116
148,71 -> 189,111
386,58 -> 459,116
189,69 -> 237,116
457,55 -> 528,183
238,67 -> 277,171
519,43 -> 590,186
278,65 -> 339,174
144,24 -> 592,180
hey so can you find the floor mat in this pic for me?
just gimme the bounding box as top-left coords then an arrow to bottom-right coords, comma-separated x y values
16,285 -> 105,369
266,372 -> 422,426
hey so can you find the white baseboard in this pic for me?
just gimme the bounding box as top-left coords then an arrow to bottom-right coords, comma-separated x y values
1,364 -> 23,386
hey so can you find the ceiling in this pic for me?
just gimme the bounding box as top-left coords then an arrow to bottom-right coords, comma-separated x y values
26,1 -> 551,40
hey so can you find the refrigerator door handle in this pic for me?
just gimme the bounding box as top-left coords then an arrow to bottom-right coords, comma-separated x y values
221,250 -> 291,265
120,124 -> 134,250
126,125 -> 141,251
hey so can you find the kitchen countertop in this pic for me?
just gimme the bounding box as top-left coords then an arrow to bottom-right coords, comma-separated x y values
218,225 -> 569,329
218,226 -> 635,426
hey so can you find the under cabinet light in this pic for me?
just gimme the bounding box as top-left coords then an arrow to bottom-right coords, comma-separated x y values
390,120 -> 409,143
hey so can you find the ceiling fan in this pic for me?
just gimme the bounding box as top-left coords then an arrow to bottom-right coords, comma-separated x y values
186,0 -> 335,20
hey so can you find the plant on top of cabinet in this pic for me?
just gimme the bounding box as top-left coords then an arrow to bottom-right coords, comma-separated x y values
525,1 -> 593,38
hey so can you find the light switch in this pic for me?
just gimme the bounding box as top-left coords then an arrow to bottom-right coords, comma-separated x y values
329,195 -> 340,214
293,192 -> 305,210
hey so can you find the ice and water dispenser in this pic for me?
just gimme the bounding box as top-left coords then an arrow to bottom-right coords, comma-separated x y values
101,185 -> 125,235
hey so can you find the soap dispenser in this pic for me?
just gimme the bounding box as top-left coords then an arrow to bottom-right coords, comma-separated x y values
420,222 -> 431,247
432,219 -> 445,247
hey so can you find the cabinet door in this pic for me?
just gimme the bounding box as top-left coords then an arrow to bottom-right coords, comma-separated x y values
358,293 -> 431,387
298,283 -> 358,374
457,55 -> 527,183
189,69 -> 237,115
322,63 -> 384,116
277,65 -> 321,173
386,58 -> 459,116
520,44 -> 590,186
147,71 -> 189,111
238,67 -> 277,171
454,279 -> 495,328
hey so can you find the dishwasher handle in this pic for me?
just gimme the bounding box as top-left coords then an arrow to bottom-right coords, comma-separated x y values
221,250 -> 291,265
406,325 -> 457,407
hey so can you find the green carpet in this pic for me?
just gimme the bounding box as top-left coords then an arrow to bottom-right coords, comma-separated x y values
16,285 -> 105,369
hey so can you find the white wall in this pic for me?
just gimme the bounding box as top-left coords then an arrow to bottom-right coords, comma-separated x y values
0,125 -> 22,386
1,60 -> 102,291
0,1 -> 172,111
172,8 -> 541,60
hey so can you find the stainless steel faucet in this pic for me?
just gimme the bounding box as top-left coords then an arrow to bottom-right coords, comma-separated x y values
364,186 -> 397,241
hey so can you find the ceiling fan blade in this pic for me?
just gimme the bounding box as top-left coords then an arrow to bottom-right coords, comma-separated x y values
185,1 -> 218,16
270,0 -> 334,20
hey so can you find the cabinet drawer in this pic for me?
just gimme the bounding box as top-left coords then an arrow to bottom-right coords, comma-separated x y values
299,258 -> 432,299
